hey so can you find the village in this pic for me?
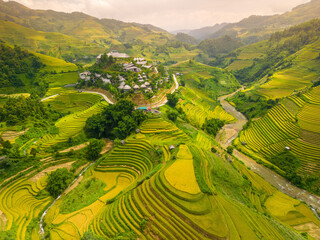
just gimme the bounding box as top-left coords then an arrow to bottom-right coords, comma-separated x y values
78,51 -> 171,97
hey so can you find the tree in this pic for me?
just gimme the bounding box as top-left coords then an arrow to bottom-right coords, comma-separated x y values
202,118 -> 225,137
227,146 -> 234,155
167,110 -> 178,122
85,139 -> 105,161
46,168 -> 74,198
166,93 -> 179,108
30,148 -> 37,157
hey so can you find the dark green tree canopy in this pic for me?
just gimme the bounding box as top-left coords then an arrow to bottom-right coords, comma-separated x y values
166,93 -> 179,108
85,138 -> 105,161
202,118 -> 225,137
85,100 -> 147,140
46,168 -> 74,198
0,42 -> 43,87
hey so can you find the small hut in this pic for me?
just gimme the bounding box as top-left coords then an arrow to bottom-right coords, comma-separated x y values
169,145 -> 175,151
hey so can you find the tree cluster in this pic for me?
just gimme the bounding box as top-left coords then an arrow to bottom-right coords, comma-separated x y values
198,35 -> 243,58
85,100 -> 147,139
269,151 -> 302,186
202,118 -> 225,137
166,93 -> 179,108
85,138 -> 105,161
46,168 -> 74,198
229,92 -> 277,119
0,96 -> 60,125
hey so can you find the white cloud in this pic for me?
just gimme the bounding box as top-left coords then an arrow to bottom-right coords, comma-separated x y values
8,0 -> 311,31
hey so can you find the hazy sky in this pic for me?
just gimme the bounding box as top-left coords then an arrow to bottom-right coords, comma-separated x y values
9,0 -> 311,31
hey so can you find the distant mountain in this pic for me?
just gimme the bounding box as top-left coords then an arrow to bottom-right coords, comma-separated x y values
175,33 -> 199,45
0,0 -> 177,62
191,0 -> 320,43
188,23 -> 228,40
170,29 -> 191,35
0,0 -> 172,45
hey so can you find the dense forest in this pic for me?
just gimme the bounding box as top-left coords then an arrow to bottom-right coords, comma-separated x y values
0,96 -> 61,125
0,42 -> 43,87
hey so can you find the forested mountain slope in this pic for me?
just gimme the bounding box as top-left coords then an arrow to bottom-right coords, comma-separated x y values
195,0 -> 320,43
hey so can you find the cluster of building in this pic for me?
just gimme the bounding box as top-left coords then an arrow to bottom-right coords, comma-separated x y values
79,51 -> 169,95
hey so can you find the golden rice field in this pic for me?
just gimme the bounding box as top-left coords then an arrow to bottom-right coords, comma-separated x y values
1,115 -> 319,239
237,85 -> 320,174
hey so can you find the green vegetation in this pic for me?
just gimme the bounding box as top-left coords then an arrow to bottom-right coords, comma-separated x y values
166,110 -> 178,122
166,93 -> 179,108
85,100 -> 147,139
0,42 -> 43,88
60,178 -> 106,214
269,151 -> 302,186
235,85 -> 320,195
46,168 -> 74,198
198,35 -> 243,59
1,2 -> 320,239
228,91 -> 277,119
85,139 -> 105,161
202,118 -> 225,137
0,96 -> 60,125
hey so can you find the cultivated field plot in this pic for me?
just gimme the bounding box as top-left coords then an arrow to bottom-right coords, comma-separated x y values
0,174 -> 51,240
257,68 -> 317,99
178,87 -> 235,128
43,91 -> 102,114
38,101 -> 108,151
237,86 -> 320,174
1,115 -> 319,239
44,72 -> 79,88
227,59 -> 253,71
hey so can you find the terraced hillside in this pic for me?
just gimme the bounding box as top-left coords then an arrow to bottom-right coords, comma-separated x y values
29,118 -> 319,240
178,87 -> 235,128
235,85 -> 320,175
38,100 -> 108,152
225,20 -> 320,100
1,108 -> 320,240
170,61 -> 238,128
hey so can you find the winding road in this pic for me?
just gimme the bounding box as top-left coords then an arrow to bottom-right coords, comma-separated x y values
217,87 -> 320,214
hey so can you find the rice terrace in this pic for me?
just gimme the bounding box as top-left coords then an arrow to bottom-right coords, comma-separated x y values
0,0 -> 320,239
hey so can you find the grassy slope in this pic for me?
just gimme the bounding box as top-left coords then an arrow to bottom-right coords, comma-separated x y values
34,52 -> 77,73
